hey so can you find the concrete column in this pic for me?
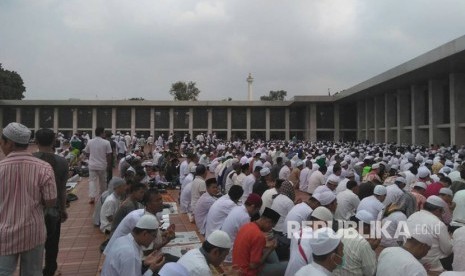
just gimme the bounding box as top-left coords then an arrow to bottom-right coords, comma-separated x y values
411,85 -> 427,145
450,73 -> 465,145
364,99 -> 369,141
309,103 -> 317,141
169,108 -> 174,134
227,108 -> 232,140
189,108 -> 194,137
285,108 -> 290,140
246,108 -> 251,140
53,108 -> 58,132
265,108 -> 270,140
92,108 -> 97,131
375,95 -> 385,143
385,93 -> 397,143
150,108 -> 155,136
357,101 -> 363,140
72,108 -> 78,134
428,79 -> 446,145
111,108 -> 117,134
397,89 -> 410,144
373,97 -> 379,143
16,108 -> 21,123
131,108 -> 136,135
34,108 -> 39,132
207,109 -> 212,135
334,103 -> 340,141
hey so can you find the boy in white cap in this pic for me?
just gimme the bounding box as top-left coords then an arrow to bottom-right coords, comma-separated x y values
383,176 -> 407,207
295,227 -> 344,275
0,123 -> 57,276
99,177 -> 127,234
357,185 -> 386,221
406,195 -> 452,272
101,214 -> 165,276
177,230 -> 231,276
194,178 -> 219,235
410,182 -> 427,211
438,187 -> 455,225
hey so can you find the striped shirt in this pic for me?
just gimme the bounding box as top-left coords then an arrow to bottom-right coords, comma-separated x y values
0,151 -> 57,255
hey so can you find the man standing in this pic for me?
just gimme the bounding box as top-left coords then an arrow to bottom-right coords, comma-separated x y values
33,128 -> 69,276
0,123 -> 57,275
84,127 -> 112,203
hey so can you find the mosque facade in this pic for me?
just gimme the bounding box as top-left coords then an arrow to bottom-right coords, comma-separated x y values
1,35 -> 465,146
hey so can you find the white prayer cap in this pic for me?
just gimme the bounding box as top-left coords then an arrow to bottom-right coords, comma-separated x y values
142,161 -> 153,167
296,160 -> 304,167
355,161 -> 364,167
190,165 -> 197,173
2,122 -> 31,144
425,159 -> 433,165
327,175 -> 340,184
350,152 -> 356,157
439,188 -> 453,197
390,164 -> 399,170
364,156 -> 374,160
413,182 -> 427,190
418,166 -> 431,178
445,160 -> 454,167
346,170 -> 355,177
371,163 -> 380,169
311,207 -> 333,221
135,214 -> 159,230
406,221 -> 433,247
395,177 -> 406,184
426,195 -> 446,208
109,177 -> 126,189
309,227 -> 341,256
207,230 -> 231,249
127,166 -> 136,174
158,263 -> 189,276
439,167 -> 451,175
260,153 -> 267,160
355,210 -> 376,224
373,185 -> 387,196
340,161 -> 348,167
313,191 -> 336,206
260,167 -> 270,176
263,161 -> 272,168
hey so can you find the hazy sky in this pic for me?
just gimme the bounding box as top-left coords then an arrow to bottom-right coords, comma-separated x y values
1,0 -> 465,101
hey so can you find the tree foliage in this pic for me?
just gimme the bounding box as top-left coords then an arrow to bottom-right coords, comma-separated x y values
169,81 -> 200,101
128,97 -> 145,100
260,90 -> 287,101
0,64 -> 25,99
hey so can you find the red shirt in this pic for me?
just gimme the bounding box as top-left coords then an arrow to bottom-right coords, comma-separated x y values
424,182 -> 443,198
232,222 -> 266,276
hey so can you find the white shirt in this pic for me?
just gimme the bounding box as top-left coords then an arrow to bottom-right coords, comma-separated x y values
284,202 -> 313,234
101,234 -> 153,276
335,178 -> 350,194
307,170 -> 325,194
180,181 -> 193,213
380,211 -> 407,247
357,195 -> 385,221
313,185 -> 333,195
181,173 -> 194,190
279,165 -> 291,180
100,193 -> 121,233
224,170 -> 238,194
177,248 -> 212,276
332,228 -> 377,276
299,167 -> 311,192
452,226 -> 465,271
190,176 -> 206,211
205,195 -> 238,238
193,192 -> 217,235
271,194 -> 294,233
295,262 -> 331,276
335,189 -> 360,221
285,227 -> 314,276
452,190 -> 465,225
83,136 -> 112,170
260,188 -> 278,214
377,247 -> 427,276
220,205 -> 250,263
241,174 -> 256,202
407,210 -> 453,272
179,160 -> 189,183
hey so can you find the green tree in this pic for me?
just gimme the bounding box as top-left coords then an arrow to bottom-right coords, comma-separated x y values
169,81 -> 200,101
0,64 -> 26,99
128,97 -> 145,100
260,90 -> 287,101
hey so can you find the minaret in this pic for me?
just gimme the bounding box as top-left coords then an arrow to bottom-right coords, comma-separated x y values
247,73 -> 254,101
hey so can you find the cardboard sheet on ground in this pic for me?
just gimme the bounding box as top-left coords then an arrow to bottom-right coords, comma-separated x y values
161,243 -> 202,258
167,231 -> 201,246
